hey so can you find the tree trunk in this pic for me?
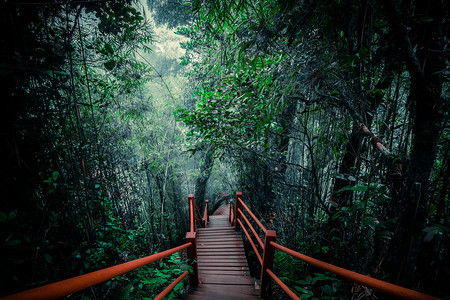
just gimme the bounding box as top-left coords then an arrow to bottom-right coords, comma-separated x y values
194,144 -> 215,205
383,0 -> 447,292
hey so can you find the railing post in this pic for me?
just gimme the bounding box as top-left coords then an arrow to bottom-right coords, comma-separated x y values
186,231 -> 198,288
188,194 -> 195,232
260,230 -> 277,298
229,202 -> 233,225
234,191 -> 242,231
204,200 -> 209,227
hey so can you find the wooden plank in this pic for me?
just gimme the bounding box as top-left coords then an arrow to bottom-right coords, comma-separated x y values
197,243 -> 244,251
197,241 -> 244,246
197,248 -> 245,252
197,251 -> 246,256
197,244 -> 244,249
197,256 -> 248,261
197,239 -> 243,244
198,270 -> 250,276
198,263 -> 249,268
198,258 -> 247,263
187,292 -> 260,300
197,236 -> 242,240
197,232 -> 240,237
197,237 -> 242,241
197,232 -> 241,237
197,262 -> 249,267
197,255 -> 247,260
197,227 -> 234,232
199,275 -> 253,285
197,246 -> 245,251
188,292 -> 261,300
198,266 -> 249,271
197,259 -> 248,265
194,284 -> 259,295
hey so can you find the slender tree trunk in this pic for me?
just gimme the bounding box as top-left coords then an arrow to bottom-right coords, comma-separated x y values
383,0 -> 447,291
194,144 -> 215,204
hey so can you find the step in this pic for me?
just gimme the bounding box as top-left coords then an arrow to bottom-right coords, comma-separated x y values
197,258 -> 248,264
196,231 -> 239,237
197,235 -> 243,240
198,266 -> 249,271
197,239 -> 243,244
197,244 -> 244,249
197,227 -> 234,232
199,275 -> 254,285
198,269 -> 251,276
194,283 -> 259,296
197,250 -> 246,255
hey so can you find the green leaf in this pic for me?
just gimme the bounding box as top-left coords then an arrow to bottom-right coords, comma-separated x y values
44,253 -> 53,264
104,60 -> 116,70
0,212 -> 7,223
7,239 -> 21,246
349,185 -> 368,192
8,211 -> 17,221
52,171 -> 59,181
104,43 -> 114,55
321,284 -> 334,295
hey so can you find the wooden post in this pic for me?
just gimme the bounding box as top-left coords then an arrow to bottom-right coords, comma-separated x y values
186,231 -> 198,288
229,202 -> 233,225
204,200 -> 209,227
234,191 -> 243,231
260,230 -> 277,298
188,194 -> 194,232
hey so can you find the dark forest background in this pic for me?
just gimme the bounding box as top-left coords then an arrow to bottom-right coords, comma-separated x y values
0,0 -> 448,299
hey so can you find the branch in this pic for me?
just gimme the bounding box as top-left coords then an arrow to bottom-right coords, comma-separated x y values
1,0 -> 111,5
382,0 -> 424,80
316,88 -> 392,157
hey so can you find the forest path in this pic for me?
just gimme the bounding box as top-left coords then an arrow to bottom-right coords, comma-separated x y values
212,203 -> 231,216
184,213 -> 260,299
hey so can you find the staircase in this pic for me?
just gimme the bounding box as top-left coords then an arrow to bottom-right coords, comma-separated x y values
185,215 -> 260,299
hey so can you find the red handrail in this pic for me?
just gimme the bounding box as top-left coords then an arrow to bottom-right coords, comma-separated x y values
202,200 -> 209,227
238,207 -> 264,249
189,194 -> 195,232
1,243 -> 192,300
2,193 -> 203,300
189,194 -> 208,231
237,196 -> 267,232
270,241 -> 441,300
194,201 -> 203,228
229,203 -> 234,224
154,270 -> 189,300
266,268 -> 300,300
234,192 -> 441,300
237,218 -> 263,265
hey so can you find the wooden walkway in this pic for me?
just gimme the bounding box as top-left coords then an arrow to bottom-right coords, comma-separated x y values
186,214 -> 260,299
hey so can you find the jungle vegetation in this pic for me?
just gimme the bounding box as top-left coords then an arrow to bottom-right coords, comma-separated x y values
0,0 -> 448,299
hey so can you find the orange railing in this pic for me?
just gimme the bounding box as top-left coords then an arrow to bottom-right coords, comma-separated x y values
2,194 -> 203,300
1,244 -> 192,300
188,194 -> 209,231
233,192 -> 441,300
202,200 -> 209,227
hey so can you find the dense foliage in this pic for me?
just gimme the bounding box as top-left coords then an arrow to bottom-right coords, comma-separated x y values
177,0 -> 449,298
0,0 -> 448,299
0,1 -> 194,298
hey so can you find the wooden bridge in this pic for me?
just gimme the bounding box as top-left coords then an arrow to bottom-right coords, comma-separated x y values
188,215 -> 259,299
1,193 -> 441,300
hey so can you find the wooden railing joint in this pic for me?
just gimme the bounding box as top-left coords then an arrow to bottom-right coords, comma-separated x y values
260,230 -> 277,298
185,231 -> 198,288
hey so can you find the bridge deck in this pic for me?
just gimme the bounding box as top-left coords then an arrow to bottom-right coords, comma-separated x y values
186,213 -> 260,299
